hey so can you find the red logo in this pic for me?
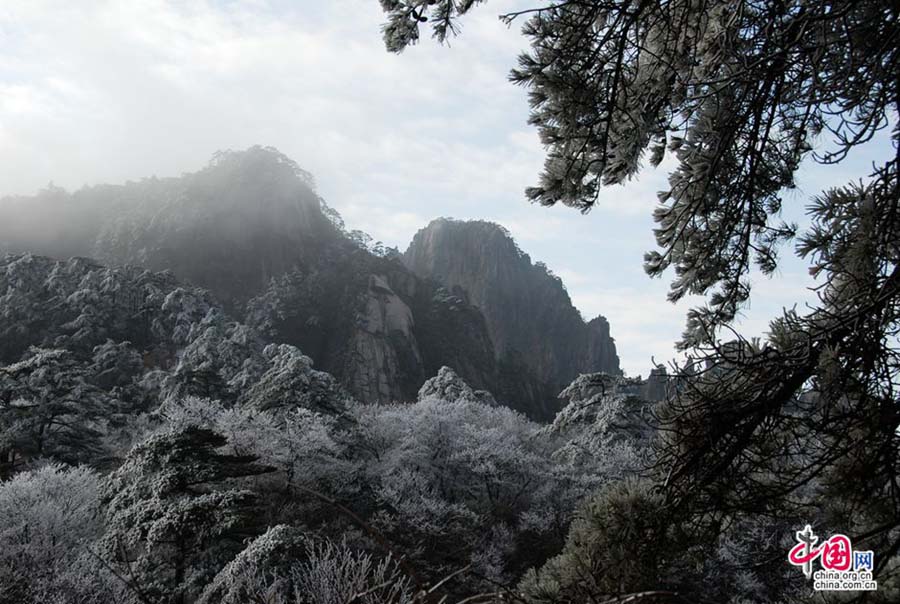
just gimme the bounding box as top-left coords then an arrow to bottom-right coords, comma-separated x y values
787,524 -> 875,590
789,532 -> 853,573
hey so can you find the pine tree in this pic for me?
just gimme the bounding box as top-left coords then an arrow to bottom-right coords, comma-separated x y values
0,348 -> 113,476
100,427 -> 272,604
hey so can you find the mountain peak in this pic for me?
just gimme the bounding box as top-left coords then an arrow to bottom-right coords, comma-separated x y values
404,218 -> 621,411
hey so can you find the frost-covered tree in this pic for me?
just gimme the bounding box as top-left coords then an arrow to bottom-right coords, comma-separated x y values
198,524 -> 308,604
0,348 -> 114,475
0,253 -> 228,375
378,0 -> 900,595
100,427 -> 272,604
246,268 -> 329,342
549,373 -> 653,480
356,373 -> 593,586
290,537 -> 415,604
200,526 -> 415,604
151,377 -> 594,596
416,365 -> 478,402
89,340 -> 144,392
155,396 -> 361,527
238,344 -> 351,416
518,478 -> 683,602
0,464 -> 120,604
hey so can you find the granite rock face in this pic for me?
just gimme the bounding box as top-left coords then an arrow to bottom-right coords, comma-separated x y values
343,274 -> 422,403
404,219 -> 621,401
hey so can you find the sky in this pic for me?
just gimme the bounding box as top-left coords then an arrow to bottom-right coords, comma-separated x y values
0,0 -> 893,376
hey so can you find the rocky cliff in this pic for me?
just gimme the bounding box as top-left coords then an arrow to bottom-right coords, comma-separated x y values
404,219 -> 621,400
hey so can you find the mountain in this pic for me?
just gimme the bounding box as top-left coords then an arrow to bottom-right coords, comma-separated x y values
0,147 -> 620,419
404,218 -> 621,398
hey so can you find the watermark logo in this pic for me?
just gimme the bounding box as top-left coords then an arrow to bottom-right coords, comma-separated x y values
788,525 -> 877,591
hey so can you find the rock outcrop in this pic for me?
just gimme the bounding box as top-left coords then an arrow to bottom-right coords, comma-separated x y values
404,219 -> 621,404
343,274 -> 422,402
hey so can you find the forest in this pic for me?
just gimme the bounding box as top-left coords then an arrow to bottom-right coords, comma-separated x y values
1,1 -> 898,603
